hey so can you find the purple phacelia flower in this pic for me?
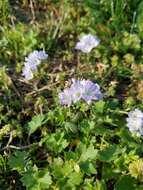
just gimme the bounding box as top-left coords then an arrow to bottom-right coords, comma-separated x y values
126,109 -> 143,136
22,50 -> 48,80
75,34 -> 100,53
80,79 -> 103,104
59,79 -> 102,106
26,50 -> 48,64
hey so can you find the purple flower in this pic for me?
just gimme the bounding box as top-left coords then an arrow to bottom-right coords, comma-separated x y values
81,79 -> 103,104
75,34 -> 100,53
24,60 -> 38,71
59,79 -> 102,106
26,50 -> 48,64
22,66 -> 33,80
126,109 -> 143,136
22,50 -> 48,80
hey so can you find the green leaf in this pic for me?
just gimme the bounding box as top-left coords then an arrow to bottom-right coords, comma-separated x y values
98,145 -> 119,162
92,100 -> 105,114
28,114 -> 48,135
78,120 -> 94,135
119,129 -> 140,149
80,160 -> 97,175
115,176 -> 135,190
45,131 -> 69,153
68,171 -> 83,186
94,125 -> 109,135
51,158 -> 65,179
79,144 -> 98,162
64,122 -> 78,133
95,180 -> 106,190
102,163 -> 119,180
83,178 -> 95,190
62,161 -> 73,177
8,151 -> 29,173
37,170 -> 52,189
21,168 -> 52,190
21,171 -> 38,190
51,159 -> 83,188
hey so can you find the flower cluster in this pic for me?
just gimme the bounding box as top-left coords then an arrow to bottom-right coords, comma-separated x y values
59,79 -> 102,106
75,34 -> 100,53
22,50 -> 48,80
126,109 -> 143,136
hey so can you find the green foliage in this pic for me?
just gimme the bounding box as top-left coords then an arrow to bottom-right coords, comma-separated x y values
27,114 -> 48,135
0,154 -> 6,173
79,143 -> 98,162
0,67 -> 11,90
115,176 -> 135,190
1,0 -> 143,189
8,151 -> 29,173
94,180 -> 106,190
92,100 -> 105,114
137,1 -> 143,37
98,145 -> 120,162
21,168 -> 52,190
0,24 -> 38,61
0,0 -> 9,25
51,158 -> 83,189
44,131 -> 69,153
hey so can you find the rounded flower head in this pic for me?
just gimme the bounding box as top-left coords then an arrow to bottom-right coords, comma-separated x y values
126,109 -> 143,136
59,79 -> 102,106
80,79 -> 103,104
75,34 -> 100,53
27,50 -> 48,62
22,50 -> 48,80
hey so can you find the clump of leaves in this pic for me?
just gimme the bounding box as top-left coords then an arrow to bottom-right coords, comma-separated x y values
8,151 -> 30,174
0,0 -> 143,189
0,23 -> 38,62
21,167 -> 52,190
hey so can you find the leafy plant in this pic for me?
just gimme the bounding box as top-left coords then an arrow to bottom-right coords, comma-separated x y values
27,114 -> 48,135
0,0 -> 143,189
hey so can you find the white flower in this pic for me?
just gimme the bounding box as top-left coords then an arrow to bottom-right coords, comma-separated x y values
126,109 -> 143,136
75,34 -> 100,53
22,50 -> 48,80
